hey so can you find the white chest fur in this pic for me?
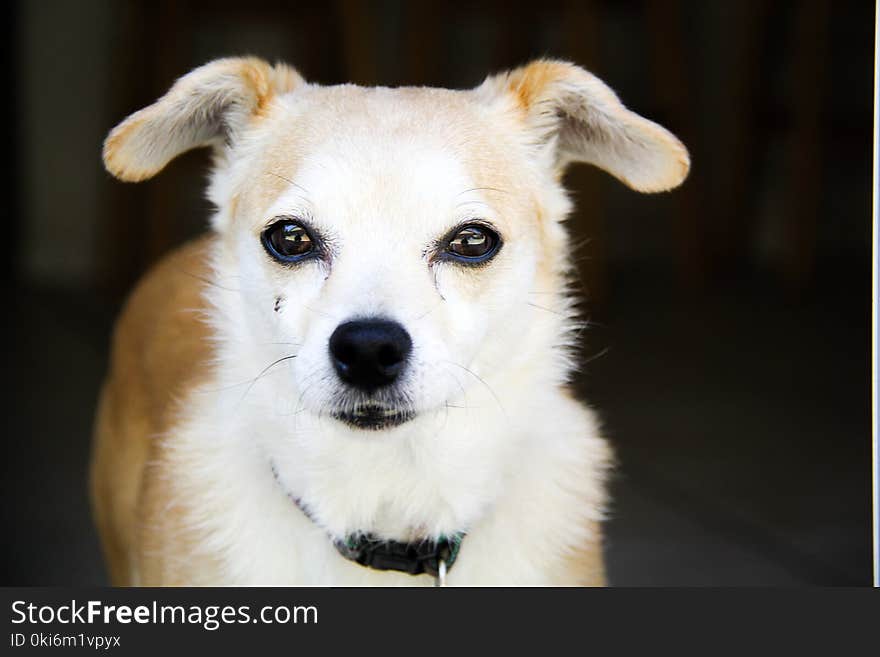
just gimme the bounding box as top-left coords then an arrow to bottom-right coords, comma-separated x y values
157,371 -> 610,586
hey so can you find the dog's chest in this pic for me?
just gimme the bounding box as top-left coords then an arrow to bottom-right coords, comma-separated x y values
160,385 -> 607,586
207,483 -> 570,586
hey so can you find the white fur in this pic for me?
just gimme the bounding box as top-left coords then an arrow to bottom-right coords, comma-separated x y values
104,58 -> 688,585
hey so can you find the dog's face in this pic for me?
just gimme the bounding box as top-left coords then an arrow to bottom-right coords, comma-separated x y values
236,89 -> 539,430
228,85 -> 570,431
104,58 -> 688,433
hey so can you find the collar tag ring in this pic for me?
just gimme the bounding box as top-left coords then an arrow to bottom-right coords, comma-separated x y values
435,559 -> 448,587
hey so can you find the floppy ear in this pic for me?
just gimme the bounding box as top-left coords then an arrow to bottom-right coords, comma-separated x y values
103,57 -> 303,182
479,59 -> 690,193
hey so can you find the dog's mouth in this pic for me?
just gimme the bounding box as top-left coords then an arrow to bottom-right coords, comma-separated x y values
332,404 -> 415,430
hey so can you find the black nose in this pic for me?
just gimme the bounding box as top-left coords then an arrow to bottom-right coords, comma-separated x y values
329,319 -> 413,392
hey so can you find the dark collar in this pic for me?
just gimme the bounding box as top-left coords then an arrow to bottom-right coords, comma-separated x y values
331,526 -> 463,578
270,462 -> 464,579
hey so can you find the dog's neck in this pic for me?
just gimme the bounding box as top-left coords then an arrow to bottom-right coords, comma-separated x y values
202,248 -> 574,545
257,370 -> 529,542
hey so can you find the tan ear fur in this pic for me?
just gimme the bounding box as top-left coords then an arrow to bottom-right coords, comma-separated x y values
483,59 -> 690,193
103,57 -> 303,182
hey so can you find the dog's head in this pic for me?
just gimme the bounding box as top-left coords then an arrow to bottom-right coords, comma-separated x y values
104,57 -> 688,433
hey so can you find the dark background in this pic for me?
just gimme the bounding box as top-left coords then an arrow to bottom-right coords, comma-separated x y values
3,0 -> 874,585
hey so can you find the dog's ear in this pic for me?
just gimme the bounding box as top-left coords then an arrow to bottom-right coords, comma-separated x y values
103,57 -> 302,182
478,59 -> 689,193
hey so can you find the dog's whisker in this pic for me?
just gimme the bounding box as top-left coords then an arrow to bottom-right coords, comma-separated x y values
295,367 -> 330,409
438,400 -> 451,432
571,320 -> 595,342
412,300 -> 443,322
444,367 -> 468,408
237,354 -> 298,406
454,186 -> 510,197
581,347 -> 611,367
455,200 -> 492,210
527,301 -> 566,316
568,236 -> 593,254
179,269 -> 241,292
442,360 -> 505,417
267,171 -> 312,197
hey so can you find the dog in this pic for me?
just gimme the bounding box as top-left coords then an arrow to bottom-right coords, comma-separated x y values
91,57 -> 688,585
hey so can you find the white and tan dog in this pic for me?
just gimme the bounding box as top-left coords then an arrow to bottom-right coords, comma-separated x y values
91,57 -> 688,586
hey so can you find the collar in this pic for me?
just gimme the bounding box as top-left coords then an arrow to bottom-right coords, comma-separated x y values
270,462 -> 464,580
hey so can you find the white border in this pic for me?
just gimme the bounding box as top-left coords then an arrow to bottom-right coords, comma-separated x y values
872,0 -> 879,588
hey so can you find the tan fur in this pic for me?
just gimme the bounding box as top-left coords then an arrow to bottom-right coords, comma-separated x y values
490,59 -> 690,193
560,521 -> 607,585
507,59 -> 569,110
90,237 -> 215,584
103,58 -> 301,182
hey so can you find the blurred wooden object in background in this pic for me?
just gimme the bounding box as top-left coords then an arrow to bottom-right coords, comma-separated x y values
92,0 -> 854,308
778,0 -> 829,292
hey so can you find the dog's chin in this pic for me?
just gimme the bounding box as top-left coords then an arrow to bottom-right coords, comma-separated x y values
331,404 -> 416,431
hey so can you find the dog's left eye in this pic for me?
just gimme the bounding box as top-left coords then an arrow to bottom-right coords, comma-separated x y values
444,224 -> 501,263
262,219 -> 315,263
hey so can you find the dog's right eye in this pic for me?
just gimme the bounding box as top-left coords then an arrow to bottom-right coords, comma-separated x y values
261,219 -> 316,263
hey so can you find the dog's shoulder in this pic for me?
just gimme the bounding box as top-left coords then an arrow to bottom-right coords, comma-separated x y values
545,388 -> 612,586
91,234 -> 218,584
111,234 -> 217,411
